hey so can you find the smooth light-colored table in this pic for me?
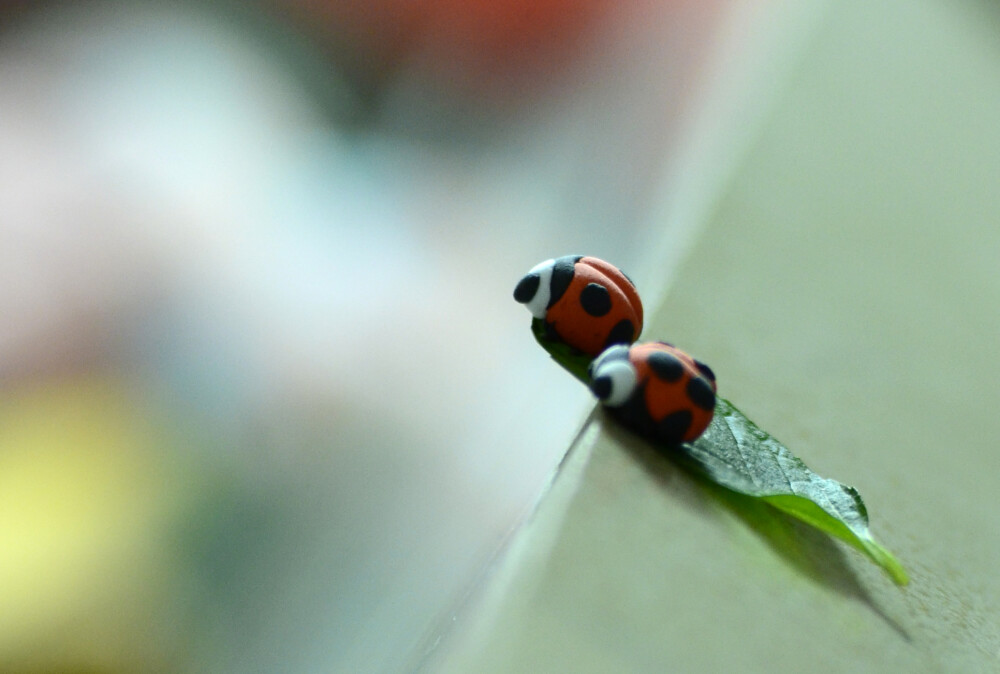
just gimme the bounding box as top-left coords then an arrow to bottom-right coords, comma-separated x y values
425,0 -> 1000,671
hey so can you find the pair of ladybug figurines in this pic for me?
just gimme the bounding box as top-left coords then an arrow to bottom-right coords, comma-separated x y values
514,255 -> 717,445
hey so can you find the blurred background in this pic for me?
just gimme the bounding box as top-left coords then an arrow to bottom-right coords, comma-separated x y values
0,0 -> 752,671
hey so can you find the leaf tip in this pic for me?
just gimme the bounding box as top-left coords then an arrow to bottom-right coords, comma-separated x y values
863,537 -> 909,586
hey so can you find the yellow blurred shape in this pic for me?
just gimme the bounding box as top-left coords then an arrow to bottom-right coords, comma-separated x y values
0,377 -> 186,670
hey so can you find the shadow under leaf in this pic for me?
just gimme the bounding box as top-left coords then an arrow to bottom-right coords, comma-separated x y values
599,414 -> 911,642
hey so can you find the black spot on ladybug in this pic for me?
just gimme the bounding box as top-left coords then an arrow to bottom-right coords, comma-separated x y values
604,319 -> 636,349
686,377 -> 716,411
657,410 -> 693,444
647,350 -> 684,382
579,283 -> 612,317
547,256 -> 579,308
513,273 -> 540,303
590,375 -> 612,401
694,359 -> 716,382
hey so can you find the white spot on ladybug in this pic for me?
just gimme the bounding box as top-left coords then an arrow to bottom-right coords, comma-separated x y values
522,258 -> 554,319
589,343 -> 630,374
589,345 -> 637,407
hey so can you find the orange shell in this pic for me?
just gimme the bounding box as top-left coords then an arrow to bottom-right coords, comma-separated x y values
630,342 -> 716,443
544,257 -> 643,357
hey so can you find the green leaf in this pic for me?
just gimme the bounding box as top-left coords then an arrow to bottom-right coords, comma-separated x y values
531,319 -> 908,586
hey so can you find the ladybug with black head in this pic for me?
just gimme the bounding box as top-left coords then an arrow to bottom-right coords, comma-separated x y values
513,255 -> 643,357
588,341 -> 717,445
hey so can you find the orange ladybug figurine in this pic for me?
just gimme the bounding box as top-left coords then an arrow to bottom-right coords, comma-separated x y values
513,255 -> 643,357
588,341 -> 717,444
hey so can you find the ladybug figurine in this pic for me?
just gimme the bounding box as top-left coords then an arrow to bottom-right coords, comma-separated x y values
588,341 -> 717,444
513,255 -> 643,357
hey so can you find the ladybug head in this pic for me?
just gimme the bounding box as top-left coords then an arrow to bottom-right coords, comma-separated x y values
513,256 -> 581,319
513,258 -> 554,318
588,344 -> 637,407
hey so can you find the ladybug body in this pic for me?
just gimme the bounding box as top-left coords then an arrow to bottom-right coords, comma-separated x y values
514,255 -> 643,357
588,342 -> 717,444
